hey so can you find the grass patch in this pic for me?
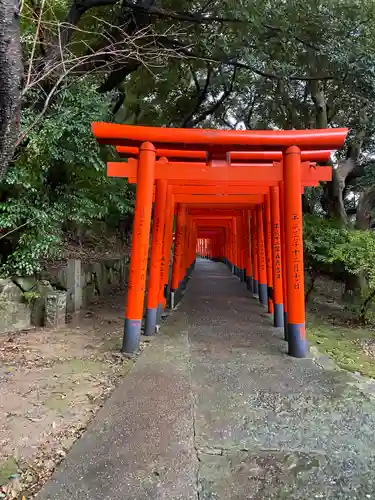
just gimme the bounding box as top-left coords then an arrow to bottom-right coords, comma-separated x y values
102,336 -> 122,352
45,392 -> 72,412
307,314 -> 375,378
53,358 -> 106,375
0,457 -> 18,485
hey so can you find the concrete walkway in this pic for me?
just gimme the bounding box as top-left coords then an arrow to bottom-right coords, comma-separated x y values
38,260 -> 375,499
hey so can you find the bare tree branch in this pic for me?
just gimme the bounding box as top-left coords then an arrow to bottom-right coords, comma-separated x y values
19,23 -> 186,144
189,63 -> 237,127
122,1 -> 245,24
158,38 -> 335,82
182,65 -> 212,127
190,66 -> 201,93
30,0 -> 156,92
262,23 -> 321,51
22,20 -> 186,96
244,92 -> 257,129
26,0 -> 46,88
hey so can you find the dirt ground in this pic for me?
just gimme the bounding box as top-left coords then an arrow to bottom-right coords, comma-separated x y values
0,289 -> 146,499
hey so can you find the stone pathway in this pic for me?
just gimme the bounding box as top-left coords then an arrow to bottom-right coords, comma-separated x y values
37,260 -> 375,499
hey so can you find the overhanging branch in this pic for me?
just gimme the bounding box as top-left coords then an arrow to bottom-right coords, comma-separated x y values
182,65 -> 212,127
159,38 -> 335,82
122,1 -> 245,24
188,63 -> 237,127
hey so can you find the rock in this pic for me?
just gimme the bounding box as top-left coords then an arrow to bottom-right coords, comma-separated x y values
82,283 -> 96,307
38,280 -> 53,290
56,267 -> 68,289
0,282 -> 22,302
12,276 -> 37,292
0,298 -> 31,334
91,262 -> 106,295
31,281 -> 54,327
0,278 -> 12,293
66,259 -> 82,313
45,291 -> 67,328
0,279 -> 32,333
104,259 -> 116,269
46,265 -> 68,290
107,267 -> 114,285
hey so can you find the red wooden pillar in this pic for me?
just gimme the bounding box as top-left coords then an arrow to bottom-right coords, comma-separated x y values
242,214 -> 247,281
237,214 -> 244,280
223,229 -> 228,266
170,204 -> 186,309
256,205 -> 268,306
244,209 -> 253,291
251,210 -> 259,296
123,142 -> 155,353
188,220 -> 195,271
228,221 -> 234,270
270,186 -> 284,328
144,179 -> 167,336
179,217 -> 188,281
232,217 -> 238,274
264,194 -> 274,314
184,217 -> 194,279
159,191 -> 174,311
222,230 -> 226,262
279,181 -> 288,339
283,147 -> 307,357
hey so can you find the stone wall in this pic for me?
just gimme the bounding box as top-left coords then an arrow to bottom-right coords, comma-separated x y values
44,257 -> 129,312
0,256 -> 130,335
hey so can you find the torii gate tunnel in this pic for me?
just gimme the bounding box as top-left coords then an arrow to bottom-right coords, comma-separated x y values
92,123 -> 348,358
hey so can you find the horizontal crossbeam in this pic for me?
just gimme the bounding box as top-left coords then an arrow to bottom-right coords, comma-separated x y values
108,162 -> 331,183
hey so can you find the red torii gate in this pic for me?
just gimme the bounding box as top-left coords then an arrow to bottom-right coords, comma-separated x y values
92,123 -> 347,359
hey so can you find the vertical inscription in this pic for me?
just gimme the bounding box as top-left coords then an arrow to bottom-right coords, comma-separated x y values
273,222 -> 281,280
291,213 -> 302,291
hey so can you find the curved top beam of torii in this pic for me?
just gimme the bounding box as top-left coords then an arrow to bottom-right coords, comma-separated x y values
92,122 -> 348,153
115,145 -> 332,163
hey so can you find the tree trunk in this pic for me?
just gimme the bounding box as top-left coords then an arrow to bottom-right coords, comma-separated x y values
343,185 -> 375,303
323,158 -> 355,225
310,81 -> 353,225
310,80 -> 328,129
310,82 -> 369,298
0,0 -> 22,180
355,185 -> 375,230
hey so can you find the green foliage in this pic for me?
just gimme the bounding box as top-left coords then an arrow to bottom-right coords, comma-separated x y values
331,229 -> 375,321
22,291 -> 41,304
303,215 -> 346,268
332,230 -> 375,291
0,80 -> 134,277
304,215 -> 375,321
